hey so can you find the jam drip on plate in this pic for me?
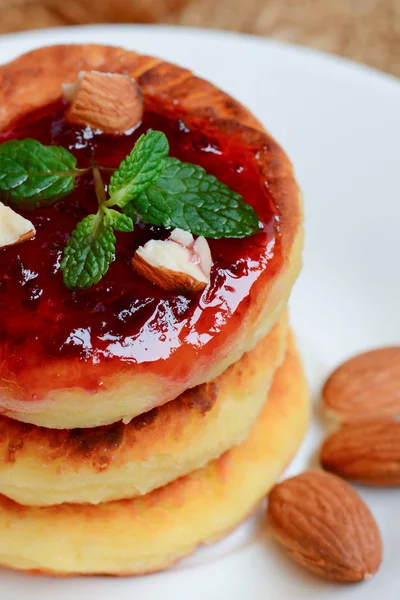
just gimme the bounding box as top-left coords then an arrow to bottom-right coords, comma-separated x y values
0,101 -> 282,398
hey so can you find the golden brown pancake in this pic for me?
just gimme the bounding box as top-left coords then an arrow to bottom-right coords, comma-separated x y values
0,315 -> 287,507
0,332 -> 309,576
0,44 -> 303,429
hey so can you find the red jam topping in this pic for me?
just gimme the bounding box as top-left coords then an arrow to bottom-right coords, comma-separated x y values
0,101 -> 282,399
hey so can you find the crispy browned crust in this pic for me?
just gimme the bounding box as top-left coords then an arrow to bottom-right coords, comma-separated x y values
0,44 -> 300,258
0,380 -> 220,467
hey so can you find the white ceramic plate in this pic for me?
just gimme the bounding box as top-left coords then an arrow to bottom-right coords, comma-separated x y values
0,24 -> 399,600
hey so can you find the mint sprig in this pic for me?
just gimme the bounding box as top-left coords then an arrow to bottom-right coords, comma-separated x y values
0,139 -> 86,208
59,129 -> 261,290
128,157 -> 260,238
60,132 -> 169,290
0,130 -> 261,290
61,214 -> 116,289
108,130 -> 169,207
61,159 -> 134,289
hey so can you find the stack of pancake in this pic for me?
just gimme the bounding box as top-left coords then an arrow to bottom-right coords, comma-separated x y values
0,318 -> 309,576
0,44 -> 310,576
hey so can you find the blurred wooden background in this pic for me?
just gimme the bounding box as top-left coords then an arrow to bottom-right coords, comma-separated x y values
0,0 -> 399,76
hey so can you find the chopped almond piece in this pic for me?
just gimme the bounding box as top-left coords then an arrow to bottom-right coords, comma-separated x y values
132,228 -> 212,294
0,202 -> 35,249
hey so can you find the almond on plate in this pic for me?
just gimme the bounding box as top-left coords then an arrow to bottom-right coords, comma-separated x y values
322,347 -> 400,424
0,202 -> 35,248
132,228 -> 212,294
267,470 -> 382,582
64,71 -> 143,133
321,420 -> 400,486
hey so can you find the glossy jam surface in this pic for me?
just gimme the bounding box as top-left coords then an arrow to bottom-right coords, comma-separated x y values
0,101 -> 282,398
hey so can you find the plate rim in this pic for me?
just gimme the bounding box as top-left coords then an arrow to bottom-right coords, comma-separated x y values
0,23 -> 399,93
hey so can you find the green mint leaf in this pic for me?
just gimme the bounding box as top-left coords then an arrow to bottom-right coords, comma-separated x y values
103,207 -> 134,232
0,139 -> 81,209
61,213 -> 116,290
131,157 -> 260,238
108,130 -> 169,207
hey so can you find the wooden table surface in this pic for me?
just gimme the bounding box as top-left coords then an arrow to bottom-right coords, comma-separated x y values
0,0 -> 399,77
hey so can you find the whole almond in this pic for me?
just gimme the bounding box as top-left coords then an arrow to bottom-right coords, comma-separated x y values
321,420 -> 400,486
267,470 -> 382,582
322,347 -> 400,423
65,71 -> 143,134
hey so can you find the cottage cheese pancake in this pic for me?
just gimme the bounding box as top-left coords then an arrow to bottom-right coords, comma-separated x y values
0,45 -> 303,428
0,315 -> 287,506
